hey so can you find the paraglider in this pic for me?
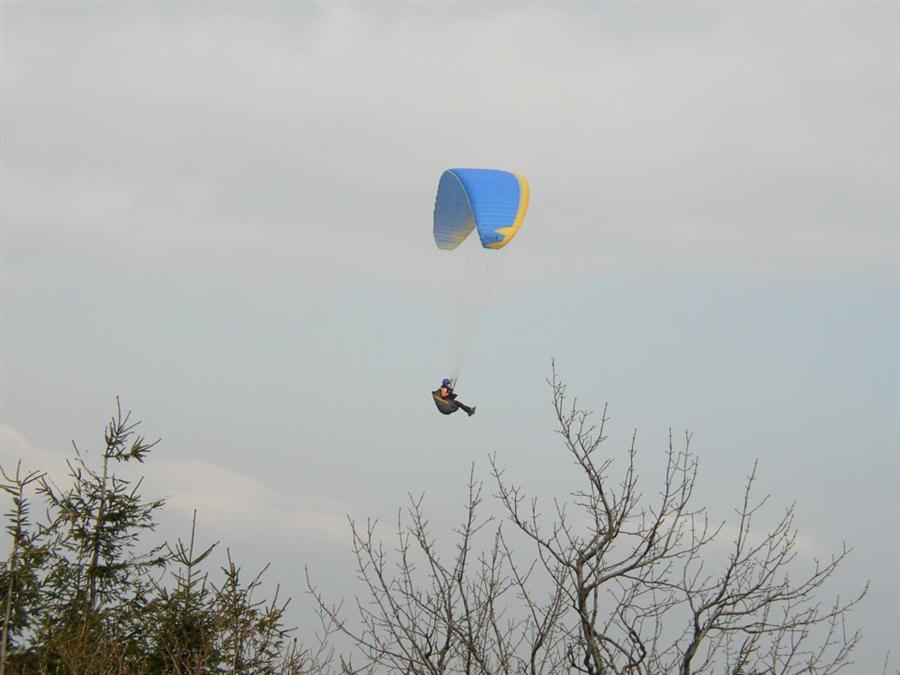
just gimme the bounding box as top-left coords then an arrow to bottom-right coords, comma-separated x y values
432,378 -> 476,417
430,168 -> 530,416
433,168 -> 530,252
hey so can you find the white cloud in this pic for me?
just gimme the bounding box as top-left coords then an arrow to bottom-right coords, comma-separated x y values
0,425 -> 353,546
142,459 -> 352,544
1,424 -> 69,486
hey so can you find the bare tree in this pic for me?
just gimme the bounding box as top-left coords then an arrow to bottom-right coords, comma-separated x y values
308,467 -> 547,674
312,366 -> 864,674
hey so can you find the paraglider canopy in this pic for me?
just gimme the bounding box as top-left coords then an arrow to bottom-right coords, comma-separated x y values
432,167 -> 530,383
433,169 -> 530,251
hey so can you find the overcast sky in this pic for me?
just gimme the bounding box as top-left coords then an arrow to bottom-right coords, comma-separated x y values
2,1 -> 898,669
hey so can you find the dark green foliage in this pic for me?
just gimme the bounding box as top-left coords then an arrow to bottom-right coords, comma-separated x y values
213,553 -> 296,674
0,401 -> 318,675
2,463 -> 48,666
24,401 -> 166,672
145,517 -> 222,674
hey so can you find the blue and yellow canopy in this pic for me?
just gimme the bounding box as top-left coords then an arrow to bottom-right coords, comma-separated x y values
433,168 -> 530,251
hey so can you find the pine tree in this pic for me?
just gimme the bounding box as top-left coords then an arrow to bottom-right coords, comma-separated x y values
1,400 -> 329,674
26,399 -> 166,671
1,463 -> 47,675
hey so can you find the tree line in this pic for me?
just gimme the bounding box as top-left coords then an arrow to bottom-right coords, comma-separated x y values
2,373 -> 868,674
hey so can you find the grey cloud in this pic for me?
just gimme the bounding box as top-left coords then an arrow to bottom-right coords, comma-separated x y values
4,3 -> 896,283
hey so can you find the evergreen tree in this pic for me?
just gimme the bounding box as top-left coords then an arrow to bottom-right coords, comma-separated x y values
26,400 -> 165,671
1,401 -> 325,674
1,463 -> 47,675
